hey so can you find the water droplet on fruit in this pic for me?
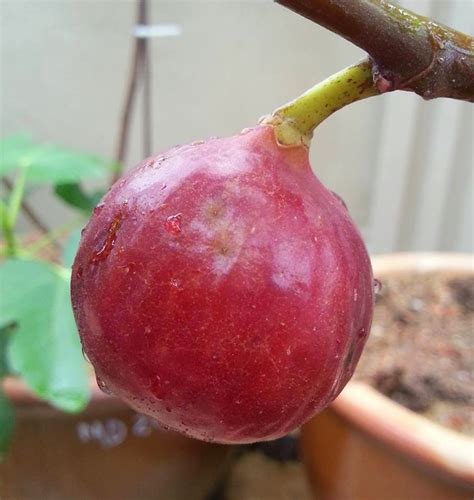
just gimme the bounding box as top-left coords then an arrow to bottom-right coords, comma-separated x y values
153,155 -> 165,166
82,347 -> 90,362
90,214 -> 122,263
94,202 -> 105,215
170,278 -> 181,289
353,288 -> 358,301
96,375 -> 112,395
373,278 -> 382,297
81,227 -> 86,236
286,347 -> 291,355
76,267 -> 83,279
240,127 -> 252,135
124,262 -> 136,274
358,327 -> 367,339
165,214 -> 182,235
336,338 -> 341,345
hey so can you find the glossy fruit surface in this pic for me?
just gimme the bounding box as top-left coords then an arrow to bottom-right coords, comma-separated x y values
71,125 -> 374,444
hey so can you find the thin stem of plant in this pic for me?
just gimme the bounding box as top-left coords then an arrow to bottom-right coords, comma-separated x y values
263,60 -> 378,146
142,1 -> 152,158
1,178 -> 52,238
0,201 -> 17,257
0,168 -> 28,257
112,0 -> 149,185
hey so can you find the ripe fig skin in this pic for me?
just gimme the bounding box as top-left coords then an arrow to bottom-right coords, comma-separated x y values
71,125 -> 374,444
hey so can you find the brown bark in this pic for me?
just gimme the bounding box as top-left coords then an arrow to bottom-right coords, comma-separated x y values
275,0 -> 474,102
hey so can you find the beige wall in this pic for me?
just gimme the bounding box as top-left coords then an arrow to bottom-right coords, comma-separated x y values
1,0 -> 472,253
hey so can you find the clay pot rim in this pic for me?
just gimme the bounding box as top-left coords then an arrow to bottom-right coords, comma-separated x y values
333,252 -> 474,486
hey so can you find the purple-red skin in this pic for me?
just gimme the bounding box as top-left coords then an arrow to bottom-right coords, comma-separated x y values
71,125 -> 374,444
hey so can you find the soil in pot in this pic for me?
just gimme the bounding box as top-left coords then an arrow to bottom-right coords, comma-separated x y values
355,271 -> 473,435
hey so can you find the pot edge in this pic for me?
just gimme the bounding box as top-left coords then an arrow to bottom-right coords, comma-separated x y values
331,252 -> 474,486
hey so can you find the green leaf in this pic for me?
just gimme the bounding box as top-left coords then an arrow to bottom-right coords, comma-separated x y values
0,390 -> 14,460
0,326 -> 14,459
25,146 -> 107,184
63,230 -> 82,268
54,183 -> 104,214
0,325 -> 14,377
0,134 -> 35,177
0,260 -> 90,412
1,135 -> 109,184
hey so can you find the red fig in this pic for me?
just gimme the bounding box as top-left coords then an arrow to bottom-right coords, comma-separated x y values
72,63 -> 377,443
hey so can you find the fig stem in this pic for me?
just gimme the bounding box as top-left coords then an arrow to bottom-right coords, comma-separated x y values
276,0 -> 474,103
262,59 -> 379,147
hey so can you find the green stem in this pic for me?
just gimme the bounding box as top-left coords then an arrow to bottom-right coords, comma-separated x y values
0,202 -> 17,257
262,59 -> 379,147
0,167 -> 28,258
8,167 -> 28,227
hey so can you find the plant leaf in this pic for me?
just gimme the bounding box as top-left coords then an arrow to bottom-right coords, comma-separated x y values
0,390 -> 14,460
54,183 -> 104,214
0,134 -> 35,177
0,325 -> 14,377
1,135 -> 110,184
25,146 -> 107,184
0,259 -> 90,412
63,229 -> 82,268
0,326 -> 14,459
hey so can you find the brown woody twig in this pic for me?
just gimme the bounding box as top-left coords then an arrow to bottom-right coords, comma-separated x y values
112,0 -> 150,184
275,0 -> 474,102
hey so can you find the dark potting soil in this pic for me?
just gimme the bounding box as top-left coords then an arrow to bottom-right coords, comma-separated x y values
355,271 -> 474,436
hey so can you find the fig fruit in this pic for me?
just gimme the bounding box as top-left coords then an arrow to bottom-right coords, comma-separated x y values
71,125 -> 374,443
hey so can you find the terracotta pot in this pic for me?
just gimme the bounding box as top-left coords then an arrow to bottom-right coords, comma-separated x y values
1,377 -> 231,500
301,253 -> 474,500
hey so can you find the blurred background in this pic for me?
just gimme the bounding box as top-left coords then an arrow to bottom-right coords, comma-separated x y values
1,0 -> 472,253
